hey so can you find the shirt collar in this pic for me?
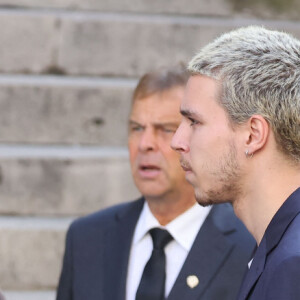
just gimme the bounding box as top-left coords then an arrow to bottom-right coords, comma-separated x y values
133,201 -> 161,245
133,201 -> 211,251
165,203 -> 211,251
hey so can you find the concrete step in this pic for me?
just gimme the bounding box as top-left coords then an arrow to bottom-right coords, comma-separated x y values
0,145 -> 140,216
3,290 -> 55,300
0,75 -> 136,145
0,216 -> 72,290
0,9 -> 299,77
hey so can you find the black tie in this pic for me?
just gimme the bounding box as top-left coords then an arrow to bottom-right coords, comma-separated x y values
136,228 -> 173,300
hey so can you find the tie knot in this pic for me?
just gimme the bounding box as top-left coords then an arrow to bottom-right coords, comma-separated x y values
149,228 -> 173,250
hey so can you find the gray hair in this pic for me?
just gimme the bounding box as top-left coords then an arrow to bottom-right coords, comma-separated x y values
188,26 -> 300,162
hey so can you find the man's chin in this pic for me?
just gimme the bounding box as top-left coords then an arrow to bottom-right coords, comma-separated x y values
137,187 -> 166,199
195,189 -> 233,207
194,188 -> 217,207
195,198 -> 214,207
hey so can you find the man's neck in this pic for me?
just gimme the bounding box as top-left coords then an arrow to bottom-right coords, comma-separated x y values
145,195 -> 196,226
234,163 -> 300,245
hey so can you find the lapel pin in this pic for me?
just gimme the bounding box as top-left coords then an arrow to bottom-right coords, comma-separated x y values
186,275 -> 199,289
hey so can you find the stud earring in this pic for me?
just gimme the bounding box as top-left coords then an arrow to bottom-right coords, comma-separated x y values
245,150 -> 253,158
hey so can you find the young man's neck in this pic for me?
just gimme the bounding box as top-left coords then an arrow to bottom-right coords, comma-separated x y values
234,163 -> 300,245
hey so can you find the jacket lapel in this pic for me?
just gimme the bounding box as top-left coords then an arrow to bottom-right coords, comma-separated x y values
167,204 -> 237,300
237,238 -> 265,300
103,198 -> 144,300
237,187 -> 300,300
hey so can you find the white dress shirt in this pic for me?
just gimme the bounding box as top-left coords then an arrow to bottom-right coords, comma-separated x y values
126,201 -> 211,300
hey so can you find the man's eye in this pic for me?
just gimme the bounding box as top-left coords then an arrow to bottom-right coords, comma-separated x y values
189,118 -> 199,126
131,126 -> 143,132
162,128 -> 176,133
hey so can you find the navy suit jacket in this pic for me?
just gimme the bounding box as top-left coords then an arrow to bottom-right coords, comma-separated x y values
57,198 -> 255,300
237,187 -> 300,300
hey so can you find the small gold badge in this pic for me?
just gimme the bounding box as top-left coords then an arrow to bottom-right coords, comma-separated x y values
186,275 -> 199,289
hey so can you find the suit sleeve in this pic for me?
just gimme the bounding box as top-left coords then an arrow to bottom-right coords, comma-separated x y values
56,226 -> 74,300
265,256 -> 300,300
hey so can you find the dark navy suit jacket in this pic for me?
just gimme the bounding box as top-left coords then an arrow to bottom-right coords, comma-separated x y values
237,187 -> 300,300
56,198 -> 255,300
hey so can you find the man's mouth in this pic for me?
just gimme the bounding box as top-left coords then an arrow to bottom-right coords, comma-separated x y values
138,164 -> 161,178
140,165 -> 160,171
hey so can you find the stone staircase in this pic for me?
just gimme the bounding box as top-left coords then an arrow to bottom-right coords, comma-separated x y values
0,1 -> 299,299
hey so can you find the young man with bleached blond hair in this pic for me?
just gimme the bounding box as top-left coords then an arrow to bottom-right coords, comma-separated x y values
172,26 -> 300,299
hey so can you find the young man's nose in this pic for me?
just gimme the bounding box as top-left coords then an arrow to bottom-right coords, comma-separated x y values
171,124 -> 189,153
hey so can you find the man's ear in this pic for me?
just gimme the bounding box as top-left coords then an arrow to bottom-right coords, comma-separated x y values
244,115 -> 269,155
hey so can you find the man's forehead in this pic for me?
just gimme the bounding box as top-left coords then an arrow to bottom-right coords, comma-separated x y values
180,93 -> 202,116
182,76 -> 222,109
130,99 -> 181,116
185,74 -> 220,96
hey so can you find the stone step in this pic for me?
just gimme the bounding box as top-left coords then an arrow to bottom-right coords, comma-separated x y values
3,290 -> 55,300
0,0 -> 233,16
0,145 -> 140,216
0,75 -> 136,145
0,0 -> 298,20
0,216 -> 72,290
0,8 -> 299,77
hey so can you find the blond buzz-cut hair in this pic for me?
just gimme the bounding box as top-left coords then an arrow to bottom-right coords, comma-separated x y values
188,26 -> 300,162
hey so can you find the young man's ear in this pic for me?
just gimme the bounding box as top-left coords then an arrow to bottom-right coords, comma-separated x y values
244,115 -> 269,155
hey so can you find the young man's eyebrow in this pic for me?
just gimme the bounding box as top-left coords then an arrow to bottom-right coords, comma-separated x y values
180,109 -> 197,118
180,109 -> 205,123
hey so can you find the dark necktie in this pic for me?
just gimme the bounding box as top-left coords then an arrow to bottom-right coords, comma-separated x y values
136,228 -> 173,300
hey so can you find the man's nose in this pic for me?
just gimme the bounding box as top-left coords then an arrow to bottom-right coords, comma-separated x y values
139,128 -> 158,152
171,123 -> 189,153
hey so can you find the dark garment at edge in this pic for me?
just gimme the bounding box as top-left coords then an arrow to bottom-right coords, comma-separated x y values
237,187 -> 300,300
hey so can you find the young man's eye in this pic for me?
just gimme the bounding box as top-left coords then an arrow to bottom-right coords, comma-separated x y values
189,118 -> 199,126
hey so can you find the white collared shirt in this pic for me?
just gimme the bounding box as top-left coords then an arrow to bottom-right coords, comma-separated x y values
126,201 -> 211,300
